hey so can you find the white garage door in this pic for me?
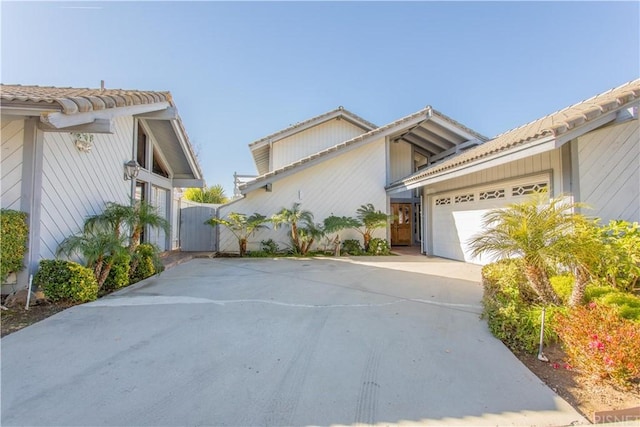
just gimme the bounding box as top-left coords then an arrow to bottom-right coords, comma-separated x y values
431,176 -> 550,264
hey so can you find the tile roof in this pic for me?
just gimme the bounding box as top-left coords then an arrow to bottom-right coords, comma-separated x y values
0,84 -> 173,114
395,78 -> 640,188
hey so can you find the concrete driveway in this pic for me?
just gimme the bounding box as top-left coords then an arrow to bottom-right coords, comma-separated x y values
1,256 -> 586,426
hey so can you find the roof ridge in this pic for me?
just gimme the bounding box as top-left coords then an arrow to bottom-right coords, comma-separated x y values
248,106 -> 378,148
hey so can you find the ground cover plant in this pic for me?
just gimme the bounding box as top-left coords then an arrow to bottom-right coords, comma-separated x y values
472,192 -> 640,392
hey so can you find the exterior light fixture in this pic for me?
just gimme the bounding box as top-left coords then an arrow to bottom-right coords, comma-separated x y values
124,159 -> 140,180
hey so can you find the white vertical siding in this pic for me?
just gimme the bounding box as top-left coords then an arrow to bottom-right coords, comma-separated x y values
271,119 -> 367,170
149,185 -> 168,251
39,116 -> 133,259
426,149 -> 563,195
1,118 -> 24,210
219,138 -> 388,253
577,119 -> 639,222
389,140 -> 413,199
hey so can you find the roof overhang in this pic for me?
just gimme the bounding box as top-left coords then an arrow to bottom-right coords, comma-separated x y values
248,107 -> 378,175
386,108 -> 624,194
240,106 -> 486,195
143,118 -> 204,187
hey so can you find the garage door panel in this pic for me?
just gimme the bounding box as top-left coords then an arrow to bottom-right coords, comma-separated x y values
431,176 -> 550,264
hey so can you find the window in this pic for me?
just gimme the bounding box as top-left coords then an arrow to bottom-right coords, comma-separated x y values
137,124 -> 148,169
479,189 -> 505,200
152,147 -> 170,178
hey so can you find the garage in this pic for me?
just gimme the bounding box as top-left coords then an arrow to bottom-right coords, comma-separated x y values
430,175 -> 550,264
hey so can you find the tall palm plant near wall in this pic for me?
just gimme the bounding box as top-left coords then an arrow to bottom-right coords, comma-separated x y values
355,204 -> 392,251
468,192 -> 587,305
206,212 -> 269,256
271,203 -> 315,255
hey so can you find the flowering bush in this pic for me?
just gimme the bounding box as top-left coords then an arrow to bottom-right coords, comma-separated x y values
555,303 -> 640,387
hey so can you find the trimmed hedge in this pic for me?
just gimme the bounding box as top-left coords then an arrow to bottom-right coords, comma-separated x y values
1,209 -> 29,283
34,259 -> 98,303
102,252 -> 131,293
130,244 -> 163,283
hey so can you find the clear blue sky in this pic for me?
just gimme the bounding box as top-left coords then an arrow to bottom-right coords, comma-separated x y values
2,1 -> 638,196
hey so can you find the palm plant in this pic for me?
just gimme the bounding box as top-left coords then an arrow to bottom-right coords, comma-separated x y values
127,200 -> 170,252
271,203 -> 315,254
323,215 -> 361,254
558,218 -> 606,306
355,204 -> 392,251
84,202 -> 132,239
57,230 -> 127,289
468,193 -> 586,305
184,185 -> 228,204
206,212 -> 269,256
296,222 -> 326,255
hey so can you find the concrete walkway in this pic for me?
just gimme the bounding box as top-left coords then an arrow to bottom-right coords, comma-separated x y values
1,256 -> 587,426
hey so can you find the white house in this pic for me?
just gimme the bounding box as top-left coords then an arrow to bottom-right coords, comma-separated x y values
1,84 -> 203,291
218,106 -> 488,252
221,79 -> 639,262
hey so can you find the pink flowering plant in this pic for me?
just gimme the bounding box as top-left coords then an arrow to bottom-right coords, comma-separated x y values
555,302 -> 640,387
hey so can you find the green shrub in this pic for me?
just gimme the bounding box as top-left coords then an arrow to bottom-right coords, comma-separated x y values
593,220 -> 640,292
584,285 -> 640,322
367,238 -> 391,255
130,244 -> 163,283
101,252 -> 131,293
260,239 -> 280,255
34,259 -> 98,303
481,259 -> 561,353
341,239 -> 364,255
555,303 -> 640,387
1,209 -> 29,283
247,250 -> 271,258
550,275 -> 574,304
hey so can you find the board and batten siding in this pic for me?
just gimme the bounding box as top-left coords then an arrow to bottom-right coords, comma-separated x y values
1,117 -> 24,210
39,116 -> 133,260
219,138 -> 388,253
271,119 -> 367,171
575,119 -> 639,223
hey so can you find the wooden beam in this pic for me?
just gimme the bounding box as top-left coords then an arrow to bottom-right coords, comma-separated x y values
38,119 -> 114,134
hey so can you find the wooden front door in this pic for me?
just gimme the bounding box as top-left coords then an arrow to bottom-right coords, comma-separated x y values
391,203 -> 412,246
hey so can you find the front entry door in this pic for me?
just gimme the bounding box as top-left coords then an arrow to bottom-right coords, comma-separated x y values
391,203 -> 412,246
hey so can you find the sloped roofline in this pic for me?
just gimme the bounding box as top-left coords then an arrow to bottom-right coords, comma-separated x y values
387,78 -> 640,192
0,84 -> 203,180
240,106 -> 487,194
248,106 -> 378,150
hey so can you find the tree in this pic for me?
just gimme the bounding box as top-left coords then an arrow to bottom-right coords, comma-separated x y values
468,192 -> 586,305
57,230 -> 128,289
296,221 -> 325,255
355,204 -> 392,251
206,212 -> 269,256
271,203 -> 315,254
184,185 -> 228,204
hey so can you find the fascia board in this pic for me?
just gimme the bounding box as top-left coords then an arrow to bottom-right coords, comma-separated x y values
40,101 -> 171,129
386,136 -> 557,194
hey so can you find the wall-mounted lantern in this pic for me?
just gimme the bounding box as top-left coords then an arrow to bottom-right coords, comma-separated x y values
124,159 -> 141,181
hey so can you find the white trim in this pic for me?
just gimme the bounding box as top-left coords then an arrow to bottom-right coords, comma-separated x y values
40,102 -> 171,129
